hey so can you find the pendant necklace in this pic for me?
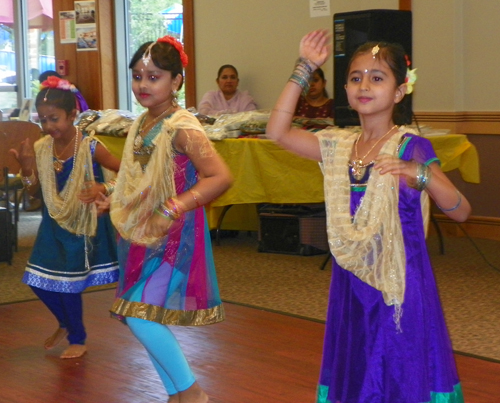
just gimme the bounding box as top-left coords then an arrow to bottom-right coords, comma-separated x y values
133,106 -> 174,152
53,129 -> 79,173
350,125 -> 397,180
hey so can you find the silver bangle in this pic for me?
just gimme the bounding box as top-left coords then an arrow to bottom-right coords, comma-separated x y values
296,57 -> 319,74
409,163 -> 431,191
436,190 -> 462,212
289,61 -> 313,96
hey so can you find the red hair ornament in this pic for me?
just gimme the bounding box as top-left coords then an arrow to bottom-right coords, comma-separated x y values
142,35 -> 189,68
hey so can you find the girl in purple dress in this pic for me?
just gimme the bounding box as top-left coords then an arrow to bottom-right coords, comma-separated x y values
267,30 -> 470,403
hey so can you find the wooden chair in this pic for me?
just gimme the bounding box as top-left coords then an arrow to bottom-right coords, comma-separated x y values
0,121 -> 42,250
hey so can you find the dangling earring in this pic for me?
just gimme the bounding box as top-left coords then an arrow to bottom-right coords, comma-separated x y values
171,90 -> 178,107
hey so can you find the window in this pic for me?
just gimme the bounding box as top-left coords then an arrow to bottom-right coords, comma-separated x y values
114,0 -> 187,115
0,0 -> 54,119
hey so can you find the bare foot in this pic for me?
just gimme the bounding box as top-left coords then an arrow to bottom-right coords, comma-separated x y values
44,328 -> 68,350
60,344 -> 87,359
179,382 -> 208,403
167,394 -> 180,403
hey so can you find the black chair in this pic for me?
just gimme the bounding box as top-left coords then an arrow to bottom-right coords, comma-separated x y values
0,121 -> 42,251
0,167 -> 16,260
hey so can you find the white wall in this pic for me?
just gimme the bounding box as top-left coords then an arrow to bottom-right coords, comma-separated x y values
194,0 -> 500,114
411,0 -> 464,111
461,1 -> 500,111
193,0 -> 398,110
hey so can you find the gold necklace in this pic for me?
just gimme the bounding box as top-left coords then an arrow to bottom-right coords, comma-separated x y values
53,129 -> 78,173
133,106 -> 174,151
350,125 -> 397,180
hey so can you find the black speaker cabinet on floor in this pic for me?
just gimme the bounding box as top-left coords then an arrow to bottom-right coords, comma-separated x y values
258,204 -> 329,256
333,9 -> 412,127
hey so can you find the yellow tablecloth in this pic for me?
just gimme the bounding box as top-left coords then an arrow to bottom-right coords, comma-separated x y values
96,134 -> 480,231
424,134 -> 480,184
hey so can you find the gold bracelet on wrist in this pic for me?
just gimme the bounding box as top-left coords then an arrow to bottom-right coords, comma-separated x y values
167,197 -> 186,217
272,108 -> 294,115
155,205 -> 176,221
102,179 -> 116,196
19,169 -> 37,188
154,208 -> 172,221
189,189 -> 202,208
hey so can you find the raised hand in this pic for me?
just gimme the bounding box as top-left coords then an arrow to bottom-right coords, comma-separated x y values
299,29 -> 332,68
9,137 -> 36,173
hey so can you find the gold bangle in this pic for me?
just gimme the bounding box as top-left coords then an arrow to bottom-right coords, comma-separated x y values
272,108 -> 294,115
154,208 -> 173,221
166,198 -> 185,218
172,197 -> 189,213
189,189 -> 202,208
155,204 -> 176,221
19,169 -> 37,188
158,198 -> 184,221
103,179 -> 116,196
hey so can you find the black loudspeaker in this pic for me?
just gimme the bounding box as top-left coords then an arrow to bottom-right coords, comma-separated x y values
333,9 -> 412,127
257,204 -> 329,256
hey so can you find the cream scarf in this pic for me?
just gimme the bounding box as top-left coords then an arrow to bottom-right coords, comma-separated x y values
35,134 -> 115,236
317,127 -> 407,317
110,109 -> 205,245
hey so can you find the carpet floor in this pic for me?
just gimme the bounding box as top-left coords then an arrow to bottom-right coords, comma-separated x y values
2,211 -> 500,362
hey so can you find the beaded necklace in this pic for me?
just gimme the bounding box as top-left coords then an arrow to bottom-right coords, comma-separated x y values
49,127 -> 80,219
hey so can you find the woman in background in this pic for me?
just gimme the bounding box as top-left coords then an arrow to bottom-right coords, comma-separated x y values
198,64 -> 257,115
294,67 -> 334,118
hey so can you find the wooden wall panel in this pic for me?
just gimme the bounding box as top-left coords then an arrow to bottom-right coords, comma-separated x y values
399,0 -> 412,11
183,0 -> 196,109
414,112 -> 500,135
51,0 -> 116,110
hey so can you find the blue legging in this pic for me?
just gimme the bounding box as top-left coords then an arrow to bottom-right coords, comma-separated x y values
126,317 -> 196,395
30,286 -> 86,345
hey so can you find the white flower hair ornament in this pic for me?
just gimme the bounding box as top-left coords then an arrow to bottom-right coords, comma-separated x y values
404,54 -> 417,94
405,68 -> 417,94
